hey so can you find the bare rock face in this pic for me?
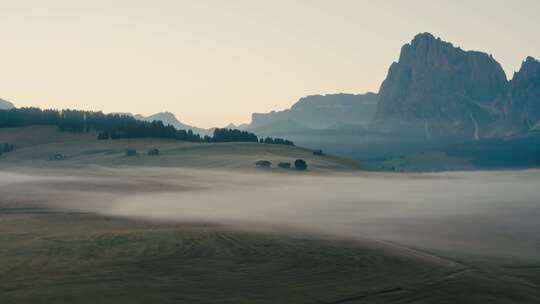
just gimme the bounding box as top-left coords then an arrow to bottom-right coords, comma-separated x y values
376,33 -> 508,140
502,56 -> 540,132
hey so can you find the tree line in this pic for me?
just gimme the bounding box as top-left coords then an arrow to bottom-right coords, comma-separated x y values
211,128 -> 258,143
259,137 -> 295,146
0,107 -> 295,146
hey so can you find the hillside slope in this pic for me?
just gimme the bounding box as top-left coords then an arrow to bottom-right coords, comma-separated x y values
0,126 -> 361,172
0,98 -> 14,109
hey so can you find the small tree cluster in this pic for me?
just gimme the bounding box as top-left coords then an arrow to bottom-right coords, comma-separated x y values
97,131 -> 109,140
211,128 -> 258,143
259,137 -> 295,146
294,159 -> 308,171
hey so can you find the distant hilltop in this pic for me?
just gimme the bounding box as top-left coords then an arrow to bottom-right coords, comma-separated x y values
248,93 -> 379,136
0,98 -> 15,110
117,111 -> 214,136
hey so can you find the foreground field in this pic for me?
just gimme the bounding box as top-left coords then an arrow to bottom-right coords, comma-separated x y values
2,210 -> 537,304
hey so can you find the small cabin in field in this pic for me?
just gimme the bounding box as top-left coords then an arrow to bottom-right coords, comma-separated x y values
255,160 -> 272,168
2,143 -> 14,153
125,149 -> 137,157
312,149 -> 324,156
0,143 -> 14,155
278,162 -> 291,169
50,153 -> 65,161
147,148 -> 159,156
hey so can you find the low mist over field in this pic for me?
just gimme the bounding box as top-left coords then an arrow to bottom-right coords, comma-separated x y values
4,168 -> 540,260
2,2 -> 540,302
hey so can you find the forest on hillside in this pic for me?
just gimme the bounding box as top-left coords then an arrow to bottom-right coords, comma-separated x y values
0,107 -> 294,146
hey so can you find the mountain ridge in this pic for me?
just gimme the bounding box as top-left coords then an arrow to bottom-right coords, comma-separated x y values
247,92 -> 379,135
120,111 -> 214,136
245,34 -> 539,142
237,32 -> 540,169
0,98 -> 15,110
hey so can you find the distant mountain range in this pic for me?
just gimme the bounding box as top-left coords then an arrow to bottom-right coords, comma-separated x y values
116,112 -> 214,136
240,32 -> 540,169
247,33 -> 539,143
3,32 -> 538,170
247,93 -> 378,136
2,100 -> 218,136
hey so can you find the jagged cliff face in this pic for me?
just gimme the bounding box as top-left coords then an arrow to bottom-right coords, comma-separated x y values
502,57 -> 540,132
376,33 -> 508,140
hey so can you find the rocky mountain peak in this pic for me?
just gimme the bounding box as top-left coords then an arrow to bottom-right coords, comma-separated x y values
412,32 -> 436,41
152,111 -> 177,121
504,56 -> 540,131
525,56 -> 539,64
512,56 -> 540,82
376,33 -> 508,140
398,32 -> 455,67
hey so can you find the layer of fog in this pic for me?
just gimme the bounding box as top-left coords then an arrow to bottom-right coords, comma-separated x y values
2,167 -> 540,261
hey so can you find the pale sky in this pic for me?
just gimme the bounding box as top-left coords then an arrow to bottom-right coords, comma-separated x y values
1,0 -> 539,128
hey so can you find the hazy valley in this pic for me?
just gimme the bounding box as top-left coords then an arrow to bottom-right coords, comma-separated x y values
1,124 -> 540,303
1,12 -> 539,302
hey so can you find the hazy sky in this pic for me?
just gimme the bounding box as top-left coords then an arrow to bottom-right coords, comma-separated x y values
1,1 -> 539,128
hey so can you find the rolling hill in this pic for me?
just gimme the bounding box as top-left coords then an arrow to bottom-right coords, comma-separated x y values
0,126 -> 361,172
